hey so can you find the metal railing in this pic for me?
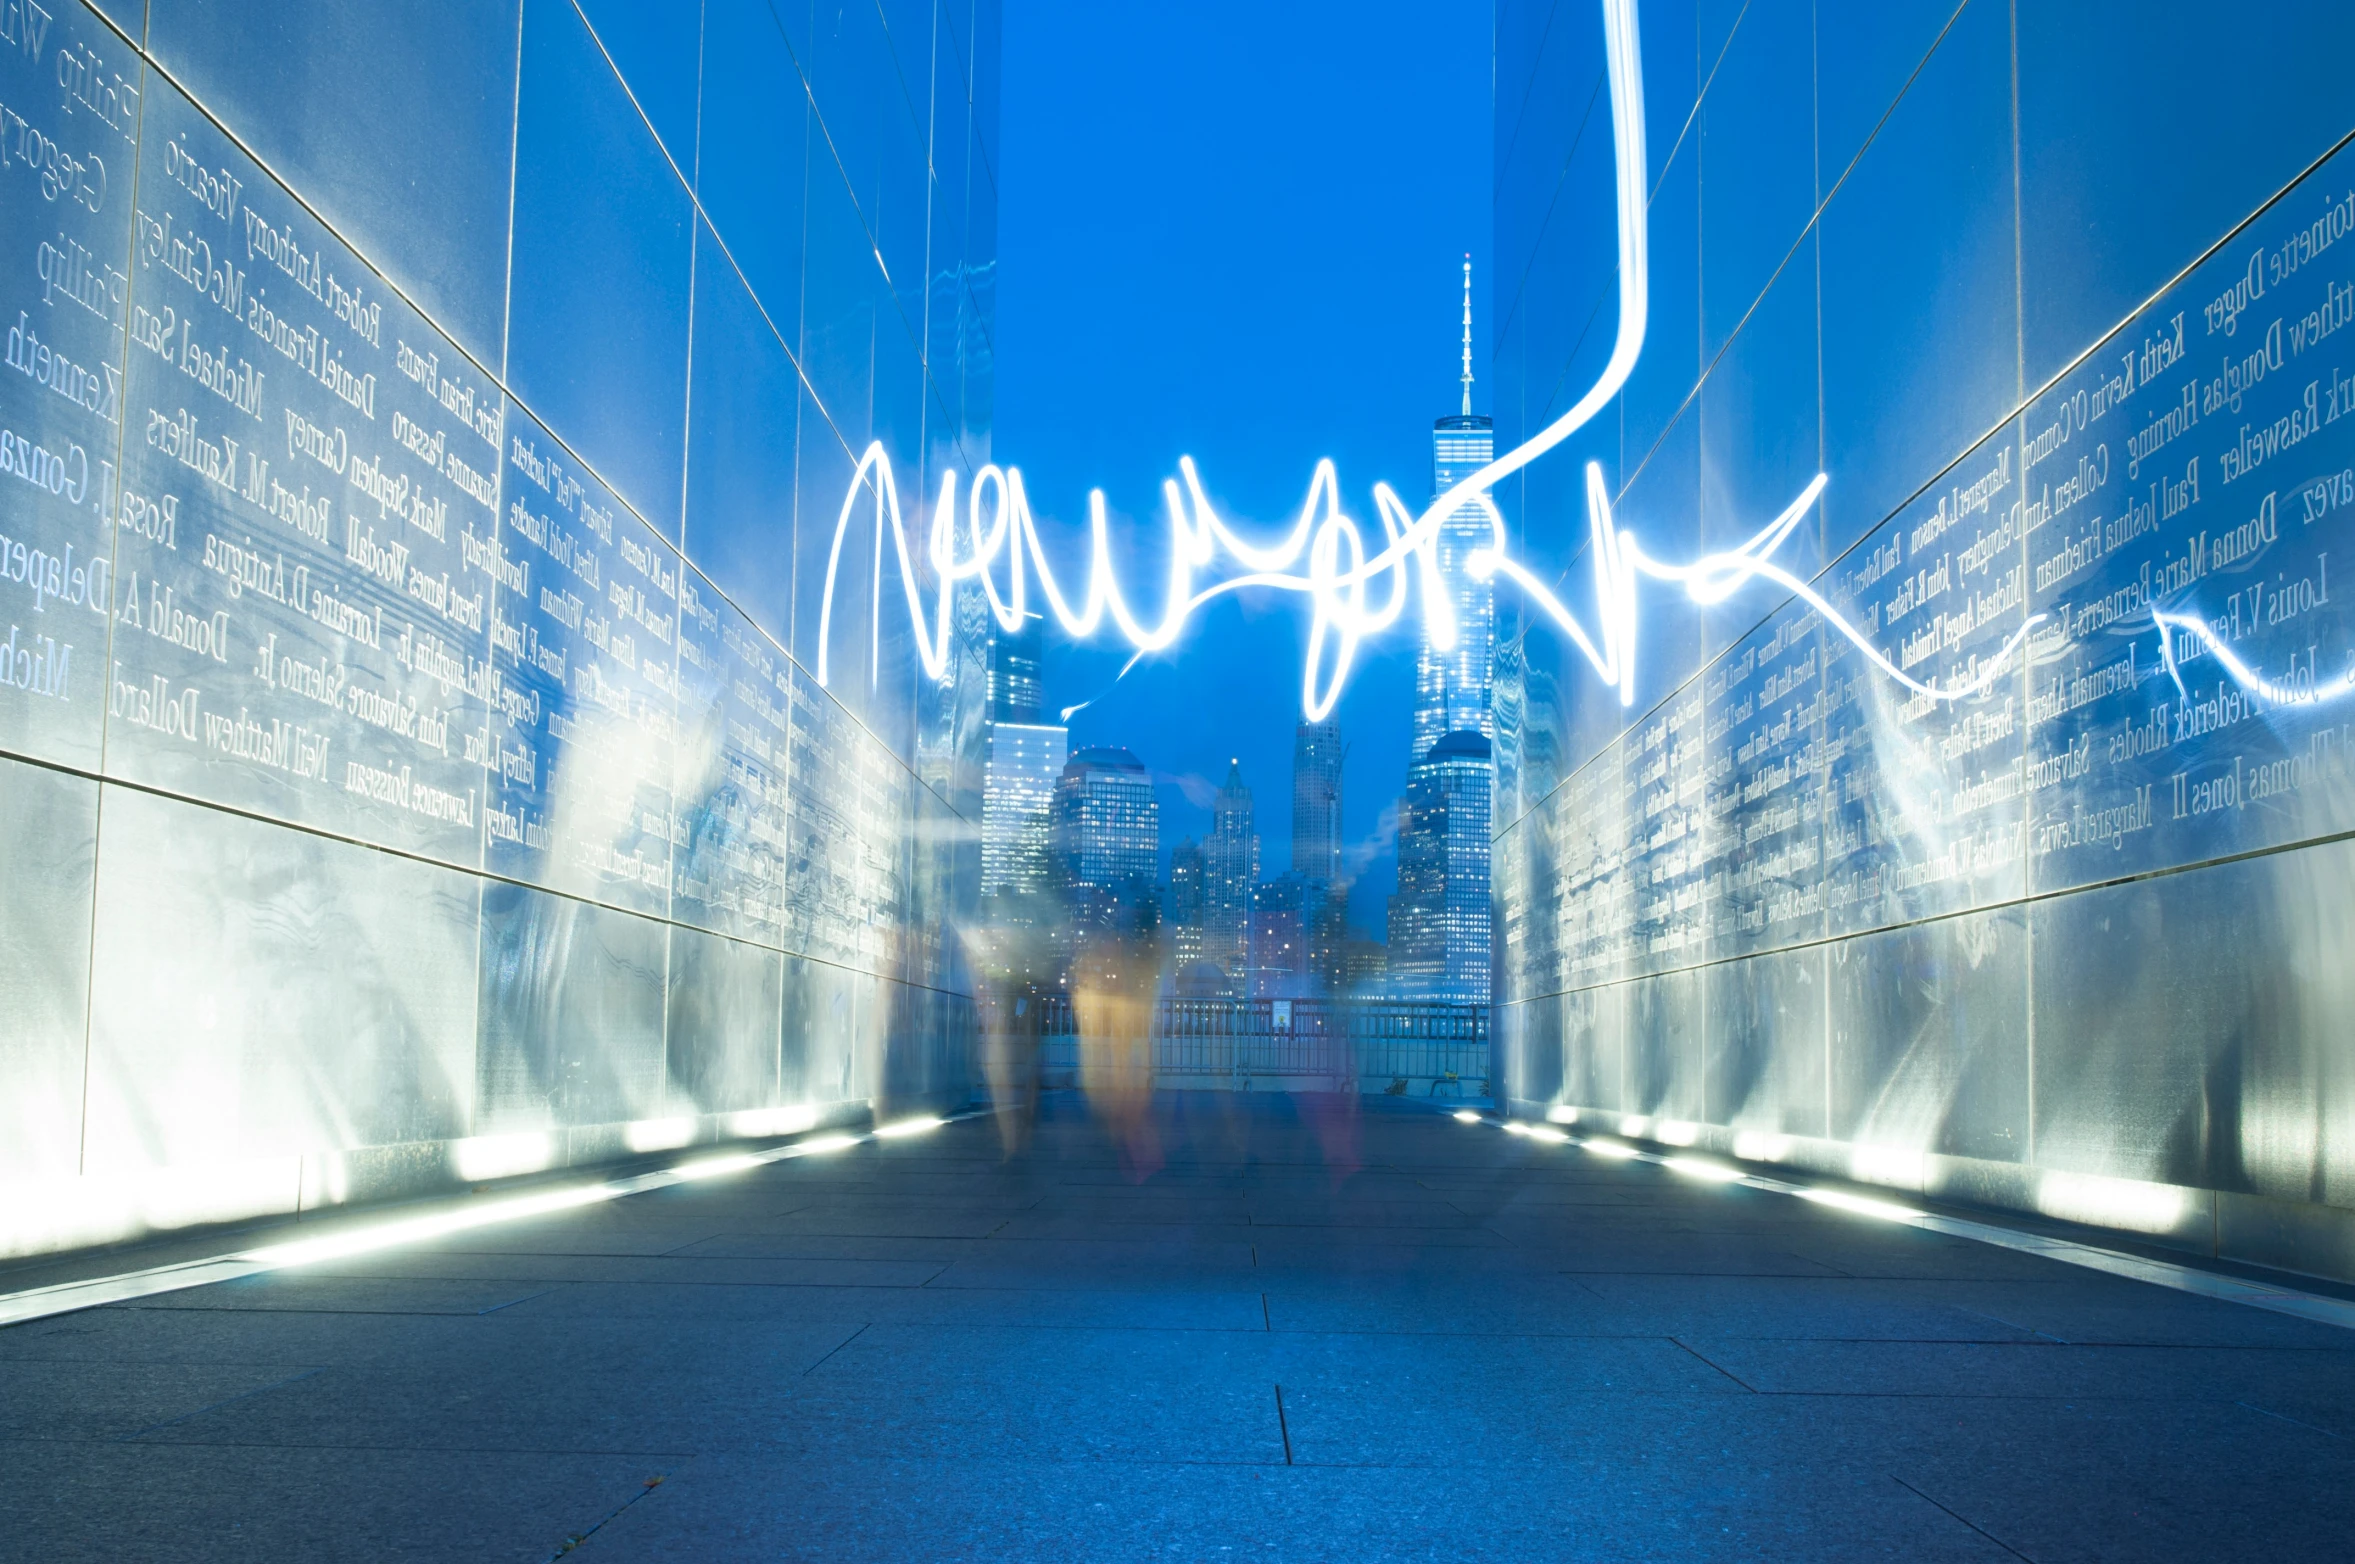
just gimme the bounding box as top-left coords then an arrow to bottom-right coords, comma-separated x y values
1008,996 -> 1489,1099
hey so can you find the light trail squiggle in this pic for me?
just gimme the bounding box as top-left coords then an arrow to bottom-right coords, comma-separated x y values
813,0 -> 2034,722
2154,611 -> 2355,708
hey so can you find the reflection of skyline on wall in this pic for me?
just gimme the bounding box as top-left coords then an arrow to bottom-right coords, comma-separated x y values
0,0 -> 999,1261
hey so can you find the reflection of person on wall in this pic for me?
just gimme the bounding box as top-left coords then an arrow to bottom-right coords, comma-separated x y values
1073,884 -> 1167,1181
972,894 -> 1053,1161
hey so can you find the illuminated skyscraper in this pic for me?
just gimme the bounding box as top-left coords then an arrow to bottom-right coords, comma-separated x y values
1166,838 -> 1208,973
1414,258 -> 1497,757
1201,760 -> 1259,987
1050,746 -> 1161,929
1290,719 -> 1344,884
1387,729 -> 1493,1004
989,612 -> 1046,723
981,614 -> 1067,907
982,720 -> 1068,900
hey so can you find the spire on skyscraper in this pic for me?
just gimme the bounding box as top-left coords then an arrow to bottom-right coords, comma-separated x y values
1460,254 -> 1473,418
1420,264 -> 1497,756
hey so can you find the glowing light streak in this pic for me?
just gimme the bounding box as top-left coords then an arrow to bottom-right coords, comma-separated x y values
812,0 -> 2035,720
1434,1113 -> 2355,1330
1797,1189 -> 1922,1223
2155,608 -> 2355,708
873,1116 -> 946,1139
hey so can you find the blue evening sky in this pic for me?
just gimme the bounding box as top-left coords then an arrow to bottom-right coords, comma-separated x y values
996,0 -> 1495,931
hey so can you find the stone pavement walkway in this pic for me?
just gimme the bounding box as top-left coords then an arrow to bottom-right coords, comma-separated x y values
5,1092 -> 2354,1560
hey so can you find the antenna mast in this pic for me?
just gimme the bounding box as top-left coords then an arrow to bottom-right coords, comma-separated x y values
1460,255 -> 1474,417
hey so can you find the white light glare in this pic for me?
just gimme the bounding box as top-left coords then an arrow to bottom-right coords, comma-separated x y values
188,1116 -> 975,1279
1798,1189 -> 1921,1223
1850,1144 -> 1927,1188
810,0 -> 2036,724
2035,1172 -> 2188,1235
1453,1110 -> 1482,1124
451,1133 -> 553,1182
874,1117 -> 945,1139
247,1183 -> 618,1270
1618,1116 -> 1652,1139
1731,1131 -> 1793,1163
727,1105 -> 821,1138
1585,1140 -> 1640,1160
672,1153 -> 768,1182
624,1117 -> 697,1153
1528,1126 -> 1570,1145
1502,1121 -> 1533,1136
1664,1157 -> 1742,1183
1545,1105 -> 1580,1125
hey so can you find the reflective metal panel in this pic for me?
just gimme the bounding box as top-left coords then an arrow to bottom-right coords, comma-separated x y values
782,663 -> 902,973
0,4 -> 136,772
2019,156 -> 2355,896
1487,0 -> 2355,1272
506,0 -> 689,537
0,0 -> 990,1262
780,951 -> 869,1110
1624,965 -> 1703,1121
475,879 -> 666,1132
0,755 -> 96,1180
144,0 -> 522,367
663,922 -> 783,1115
1704,944 -> 1828,1140
692,1 -> 809,324
1560,980 -> 1626,1116
109,77 -> 497,867
2031,840 -> 2355,1204
1816,0 -> 2017,558
482,399 -> 678,916
83,784 -> 478,1171
680,222 -> 800,659
668,559 -> 793,946
2016,2 -> 2355,388
1829,904 -> 2028,1166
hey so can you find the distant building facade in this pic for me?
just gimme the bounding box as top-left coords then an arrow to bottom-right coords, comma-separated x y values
1050,747 -> 1161,929
982,721 -> 1068,901
981,614 -> 1065,910
1201,760 -> 1259,989
989,613 -> 1047,723
1165,837 -> 1208,974
1290,720 -> 1344,884
1248,872 -> 1319,999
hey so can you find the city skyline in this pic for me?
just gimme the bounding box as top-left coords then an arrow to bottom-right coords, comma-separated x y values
998,0 -> 1490,934
986,259 -> 1498,1003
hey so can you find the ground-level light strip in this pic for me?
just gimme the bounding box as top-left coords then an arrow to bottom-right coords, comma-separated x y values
1454,1109 -> 2355,1333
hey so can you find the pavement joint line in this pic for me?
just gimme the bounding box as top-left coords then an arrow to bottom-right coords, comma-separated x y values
0,1110 -> 992,1333
1460,1113 -> 2355,1334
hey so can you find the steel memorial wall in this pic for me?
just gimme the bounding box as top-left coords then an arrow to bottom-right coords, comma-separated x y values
1490,1 -> 2355,1278
0,0 -> 998,1258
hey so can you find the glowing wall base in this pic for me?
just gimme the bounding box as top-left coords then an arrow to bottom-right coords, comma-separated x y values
0,755 -> 973,1265
0,1103 -> 878,1264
